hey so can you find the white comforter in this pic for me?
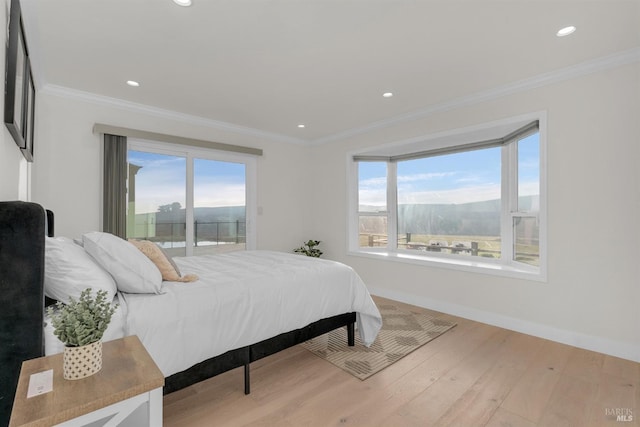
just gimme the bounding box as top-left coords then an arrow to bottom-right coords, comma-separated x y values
119,250 -> 382,377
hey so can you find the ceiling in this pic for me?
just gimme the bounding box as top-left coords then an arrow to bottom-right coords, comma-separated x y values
20,0 -> 640,144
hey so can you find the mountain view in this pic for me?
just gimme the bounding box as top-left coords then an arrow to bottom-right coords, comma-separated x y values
361,195 -> 538,237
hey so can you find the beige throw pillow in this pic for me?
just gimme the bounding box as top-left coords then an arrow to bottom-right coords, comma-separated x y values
128,239 -> 198,283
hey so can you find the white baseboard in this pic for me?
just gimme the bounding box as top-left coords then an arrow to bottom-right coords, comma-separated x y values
369,286 -> 640,363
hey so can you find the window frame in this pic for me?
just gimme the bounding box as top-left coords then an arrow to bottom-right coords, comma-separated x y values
128,138 -> 258,256
348,113 -> 547,281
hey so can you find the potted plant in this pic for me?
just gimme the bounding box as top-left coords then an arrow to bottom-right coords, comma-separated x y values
294,240 -> 323,258
47,288 -> 117,380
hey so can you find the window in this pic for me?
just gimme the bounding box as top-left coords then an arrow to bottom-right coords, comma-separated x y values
127,140 -> 256,257
397,146 -> 504,258
350,115 -> 545,279
358,162 -> 388,248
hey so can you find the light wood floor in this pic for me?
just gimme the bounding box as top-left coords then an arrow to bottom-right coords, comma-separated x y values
163,296 -> 639,426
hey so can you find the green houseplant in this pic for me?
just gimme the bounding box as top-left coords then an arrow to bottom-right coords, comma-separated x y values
47,288 -> 117,380
294,240 -> 323,258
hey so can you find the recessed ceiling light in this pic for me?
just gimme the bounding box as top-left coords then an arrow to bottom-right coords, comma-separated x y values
297,124 -> 306,128
382,92 -> 393,98
173,0 -> 192,6
556,26 -> 576,37
126,80 -> 140,87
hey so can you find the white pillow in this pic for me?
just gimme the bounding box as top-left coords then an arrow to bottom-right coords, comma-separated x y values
44,236 -> 117,304
83,231 -> 163,294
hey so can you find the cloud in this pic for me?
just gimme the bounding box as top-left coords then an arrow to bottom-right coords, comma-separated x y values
359,188 -> 387,206
132,182 -> 246,213
518,180 -> 539,197
360,171 -> 503,206
397,172 -> 456,183
398,183 -> 501,205
132,171 -> 245,213
194,183 -> 246,208
359,176 -> 387,188
363,181 -> 537,207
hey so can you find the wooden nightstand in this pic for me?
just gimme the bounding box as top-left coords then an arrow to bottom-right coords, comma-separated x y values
9,335 -> 164,427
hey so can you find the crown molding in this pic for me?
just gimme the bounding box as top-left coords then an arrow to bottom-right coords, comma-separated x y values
39,48 -> 639,147
39,84 -> 308,145
311,47 -> 640,145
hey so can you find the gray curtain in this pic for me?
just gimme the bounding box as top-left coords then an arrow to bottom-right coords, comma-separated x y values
103,134 -> 127,238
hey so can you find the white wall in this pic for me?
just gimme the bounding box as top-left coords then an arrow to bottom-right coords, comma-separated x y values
29,92 -> 314,253
0,0 -> 30,201
311,63 -> 640,361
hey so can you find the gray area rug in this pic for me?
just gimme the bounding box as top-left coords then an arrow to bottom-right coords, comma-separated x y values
301,303 -> 456,380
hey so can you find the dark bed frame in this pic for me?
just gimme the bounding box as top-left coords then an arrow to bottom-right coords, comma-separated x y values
0,201 -> 355,425
165,312 -> 355,395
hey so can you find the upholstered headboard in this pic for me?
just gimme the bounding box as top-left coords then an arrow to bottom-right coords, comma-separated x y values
0,202 -> 50,426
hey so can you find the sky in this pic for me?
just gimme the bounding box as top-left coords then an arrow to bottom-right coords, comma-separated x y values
359,133 -> 539,208
128,151 -> 246,214
127,133 -> 538,214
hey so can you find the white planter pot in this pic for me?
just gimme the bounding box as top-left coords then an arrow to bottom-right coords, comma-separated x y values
63,340 -> 102,380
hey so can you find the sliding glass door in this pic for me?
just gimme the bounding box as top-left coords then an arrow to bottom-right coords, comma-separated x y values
126,140 -> 255,257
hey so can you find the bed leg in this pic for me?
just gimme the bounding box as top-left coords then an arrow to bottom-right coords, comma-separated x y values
244,364 -> 250,395
347,322 -> 355,346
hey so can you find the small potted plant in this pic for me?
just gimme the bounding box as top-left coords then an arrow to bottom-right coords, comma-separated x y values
47,288 -> 117,380
294,240 -> 323,258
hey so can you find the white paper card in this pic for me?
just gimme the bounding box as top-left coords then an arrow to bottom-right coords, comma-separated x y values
27,369 -> 53,398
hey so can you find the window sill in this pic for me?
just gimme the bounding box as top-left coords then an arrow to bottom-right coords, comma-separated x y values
348,249 -> 546,282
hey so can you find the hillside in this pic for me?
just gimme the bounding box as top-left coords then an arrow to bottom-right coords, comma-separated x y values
362,195 -> 538,237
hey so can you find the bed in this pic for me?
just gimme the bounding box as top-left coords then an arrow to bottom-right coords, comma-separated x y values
0,201 -> 382,425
